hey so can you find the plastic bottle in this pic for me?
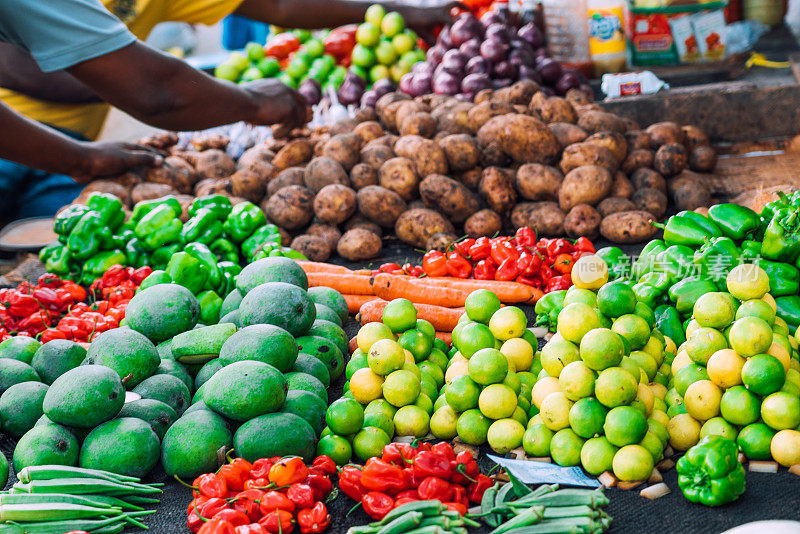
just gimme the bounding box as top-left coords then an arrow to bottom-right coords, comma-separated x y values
542,0 -> 592,73
587,0 -> 627,76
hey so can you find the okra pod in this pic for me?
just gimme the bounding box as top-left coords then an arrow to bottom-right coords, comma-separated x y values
480,483 -> 502,528
0,514 -> 126,534
489,505 -> 544,534
450,527 -> 469,534
371,501 -> 445,526
402,526 -> 444,534
376,511 -> 422,534
0,503 -> 123,522
17,466 -> 140,485
542,506 -> 598,520
509,490 -> 608,508
346,526 -> 379,534
12,478 -> 161,496
0,494 -> 116,509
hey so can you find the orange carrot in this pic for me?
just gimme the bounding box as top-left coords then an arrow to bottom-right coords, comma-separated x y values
307,272 -> 375,295
373,273 -> 470,307
417,276 -> 539,303
526,287 -> 545,305
435,332 -> 452,345
357,297 -> 464,332
296,261 -> 352,274
343,294 -> 381,314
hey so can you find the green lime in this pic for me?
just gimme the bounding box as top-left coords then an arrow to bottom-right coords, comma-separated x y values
468,349 -> 508,385
413,393 -> 434,415
393,405 -> 429,438
489,307 -> 527,341
503,371 -> 522,395
635,302 -> 656,330
540,338 -> 580,377
604,406 -> 647,447
647,418 -> 669,444
367,339 -> 406,376
445,374 -> 480,412
456,408 -> 492,445
685,327 -> 728,365
736,422 -> 776,460
419,361 -> 444,389
612,314 -> 651,350
326,398 -> 364,435
581,437 -> 618,475
316,434 -> 352,465
479,384 -> 520,420
761,391 -> 800,430
597,282 -> 637,318
558,361 -> 596,401
382,299 -> 417,333
557,304 -> 600,344
638,431 -> 664,463
455,323 -> 496,358
719,385 -> 761,425
579,328 -> 625,371
353,426 -> 391,461
433,338 -> 449,354
729,317 -> 773,357
346,350 -> 369,380
693,292 -> 736,329
612,444 -> 654,482
430,405 -> 458,439
399,329 -> 433,362
487,419 -> 526,454
382,370 -> 420,407
550,429 -> 585,467
357,322 -> 395,354
741,354 -> 785,396
419,376 -> 438,402
465,289 -> 502,324
595,367 -> 638,408
564,288 -> 598,308
415,319 -> 435,340
736,299 -> 776,326
674,365 -> 709,397
365,399 -> 397,420
629,351 -> 658,381
699,417 -> 738,441
569,397 -> 607,438
363,411 -> 394,438
727,264 -> 769,300
523,424 -> 554,457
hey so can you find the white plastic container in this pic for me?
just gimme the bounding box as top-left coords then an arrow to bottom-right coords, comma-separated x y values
542,0 -> 591,65
587,0 -> 627,76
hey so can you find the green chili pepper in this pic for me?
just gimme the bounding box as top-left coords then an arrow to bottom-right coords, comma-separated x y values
676,435 -> 745,507
758,259 -> 800,297
85,192 -> 124,230
67,211 -> 112,260
197,290 -> 223,325
654,304 -> 686,346
40,244 -> 72,276
130,196 -> 182,224
184,242 -> 222,292
53,204 -> 91,237
775,295 -> 800,331
594,246 -> 630,280
632,280 -> 666,309
761,207 -> 800,263
706,204 -> 759,241
655,213 -> 719,248
210,238 -> 240,264
181,208 -> 223,245
668,279 -> 717,315
124,238 -> 149,269
242,224 -> 282,259
165,252 -> 208,295
223,201 -> 267,243
189,194 -> 233,221
139,270 -> 172,291
135,204 -> 182,251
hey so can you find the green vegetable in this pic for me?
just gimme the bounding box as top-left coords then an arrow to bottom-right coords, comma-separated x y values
185,242 -> 222,292
40,244 -> 72,276
197,290 -> 223,324
534,290 -> 566,331
761,207 -> 800,263
656,212 -> 720,248
190,194 -> 233,221
632,240 -> 667,277
676,435 -> 745,506
130,196 -> 182,224
165,252 -> 208,295
82,250 -> 127,284
210,237 -> 240,264
242,224 -> 282,259
775,295 -> 800,331
758,258 -> 800,297
85,192 -> 124,230
654,245 -> 695,282
150,243 -> 182,270
371,501 -> 445,526
66,211 -> 112,260
375,511 -> 422,534
594,247 -> 630,280
706,204 -> 759,241
692,237 -> 740,285
654,304 -> 685,346
134,204 -> 182,251
124,238 -> 149,269
223,201 -> 267,243
668,279 -> 717,315
181,208 -> 223,245
53,204 -> 91,237
490,505 -> 544,534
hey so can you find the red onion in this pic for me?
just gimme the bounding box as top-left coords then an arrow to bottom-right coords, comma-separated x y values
297,79 -> 322,105
360,90 -> 379,108
450,14 -> 483,47
518,23 -> 545,49
399,73 -> 415,95
519,64 -> 543,84
433,70 -> 460,95
493,78 -> 513,89
426,45 -> 446,66
462,73 -> 493,94
465,56 -> 490,75
372,77 -> 396,97
480,10 -> 506,28
459,38 -> 482,58
441,49 -> 468,74
536,57 -> 562,85
493,60 -> 518,80
437,26 -> 452,48
485,24 -> 511,44
554,71 -> 580,95
480,39 -> 509,63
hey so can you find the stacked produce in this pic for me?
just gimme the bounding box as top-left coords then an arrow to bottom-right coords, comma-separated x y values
348,500 -> 481,534
0,273 -> 87,340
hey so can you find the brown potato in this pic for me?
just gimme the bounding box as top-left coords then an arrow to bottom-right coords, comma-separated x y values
238,145 -> 275,171
356,185 -> 408,227
621,149 -> 654,175
392,135 -> 424,158
132,183 -> 179,205
597,197 -> 636,217
667,170 -> 709,196
611,171 -> 634,199
396,138 -> 448,177
548,123 -> 588,148
673,183 -> 712,211
328,118 -> 357,136
145,166 -> 191,194
689,146 -> 717,172
313,184 -> 357,225
355,107 -> 379,123
264,185 -> 315,230
600,211 -> 658,244
477,114 -> 560,164
646,122 -> 684,148
510,201 -> 565,236
430,101 -> 473,135
194,178 -> 232,197
538,97 -> 577,124
354,121 -> 385,144
343,214 -> 382,237
474,89 -> 493,104
306,223 -> 341,251
394,101 -> 428,131
350,163 -> 379,190
337,228 -> 382,261
625,131 -> 652,151
194,149 -> 235,180
559,143 -> 618,174
395,208 -> 455,248
399,112 -> 437,138
272,139 -> 313,170
191,134 -> 229,152
682,125 -> 710,150
480,143 -> 511,168
322,133 -> 361,170
106,171 -> 142,189
456,168 -> 483,190
438,134 -> 480,172
173,194 -> 194,222
419,174 -> 481,223
631,187 -> 668,219
577,111 -> 627,134
515,163 -> 563,201
622,117 -> 641,132
364,134 -> 397,150
379,157 -> 419,201
565,88 -> 591,105
375,92 -> 411,130
303,156 -> 349,192
564,204 -> 601,239
83,180 -> 131,207
585,131 -> 628,162
230,168 -> 268,203
138,132 -> 178,150
360,144 -> 394,171
506,80 -> 539,104
464,209 -> 503,238
630,168 -> 667,194
267,167 -> 305,197
290,235 -> 331,262
479,167 -> 517,215
653,143 -> 688,176
558,165 -> 613,211
426,232 -> 458,252
466,101 -> 515,133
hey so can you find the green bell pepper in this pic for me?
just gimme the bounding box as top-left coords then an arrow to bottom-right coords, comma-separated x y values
185,242 -> 222,291
760,191 -> 791,223
218,261 -> 242,278
668,278 -> 717,315
706,204 -> 759,241
83,250 -> 127,284
67,211 -> 112,260
595,246 -> 631,280
757,259 -> 800,297
125,238 -> 149,269
53,204 -> 91,237
165,252 -> 208,295
740,240 -> 761,261
693,237 -> 740,283
109,229 -> 134,250
656,212 -> 721,247
210,238 -> 240,264
655,245 -> 697,282
130,196 -> 183,224
135,204 -> 182,251
151,243 -> 182,270
269,246 -> 306,260
223,201 -> 267,243
654,304 -> 686,346
534,290 -> 567,331
242,224 -> 282,260
197,290 -> 223,324
139,270 -> 172,291
217,261 -> 242,296
40,244 -> 72,276
633,240 -> 667,277
181,208 -> 223,245
676,435 -> 745,507
190,194 -> 233,221
761,207 -> 800,263
776,295 -> 800,331
252,242 -> 280,261
85,192 -> 124,230
632,281 -> 665,309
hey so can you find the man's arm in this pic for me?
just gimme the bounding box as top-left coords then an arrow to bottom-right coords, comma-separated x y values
0,44 -> 101,104
0,101 -> 161,181
66,41 -> 307,131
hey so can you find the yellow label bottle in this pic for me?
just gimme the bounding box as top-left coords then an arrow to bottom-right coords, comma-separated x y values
587,0 -> 627,76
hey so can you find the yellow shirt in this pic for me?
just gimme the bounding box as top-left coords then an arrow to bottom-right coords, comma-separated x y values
0,0 -> 243,140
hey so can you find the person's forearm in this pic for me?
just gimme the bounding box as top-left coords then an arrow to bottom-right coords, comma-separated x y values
66,43 -> 262,131
0,44 -> 101,104
235,0 -> 412,29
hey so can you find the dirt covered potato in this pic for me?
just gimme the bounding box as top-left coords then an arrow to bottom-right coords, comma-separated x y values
515,164 -> 563,201
290,235 -> 331,262
479,167 -> 517,215
510,202 -> 565,236
653,143 -> 688,176
322,133 -> 361,170
611,171 -> 634,199
307,223 -> 341,251
480,142 -> 511,168
548,123 -> 588,148
313,184 -> 357,225
564,204 -> 601,239
632,188 -> 668,219
667,170 -> 709,196
132,183 -> 179,205
477,114 -> 560,164
360,144 -> 394,171
577,111 -> 627,134
303,156 -> 349,192
344,214 -> 383,237
267,167 -> 304,197
438,134 -> 480,172
464,209 -> 503,238
264,185 -> 314,230
395,208 -> 455,248
538,97 -> 577,124
625,131 -> 652,151
430,101 -> 472,135
426,232 -> 458,252
379,158 -> 419,201
238,145 -> 275,171
194,149 -> 235,180
646,122 -> 684,148
631,168 -> 667,194
337,228 -> 382,261
456,168 -> 483,190
467,101 -> 515,133
560,143 -> 618,174
394,101 -> 428,131
230,168 -> 268,202
558,165 -> 613,211
356,185 -> 408,227
419,174 -> 481,223
682,125 -> 710,150
194,178 -> 232,198
621,149 -> 654,175
354,121 -> 385,145
272,139 -> 313,170
399,112 -> 437,138
585,132 -> 628,162
399,138 -> 448,177
689,146 -> 717,172
349,163 -> 379,190
600,210 -> 658,244
673,183 -> 712,211
597,197 -> 636,218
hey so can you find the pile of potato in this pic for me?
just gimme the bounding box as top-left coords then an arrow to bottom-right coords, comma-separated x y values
81,80 -> 716,260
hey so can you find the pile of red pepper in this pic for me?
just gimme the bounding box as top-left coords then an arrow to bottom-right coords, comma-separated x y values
187,455 -> 335,534
39,265 -> 152,343
338,441 -> 491,520
0,273 -> 88,340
